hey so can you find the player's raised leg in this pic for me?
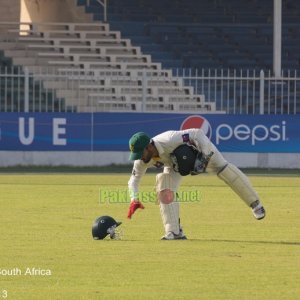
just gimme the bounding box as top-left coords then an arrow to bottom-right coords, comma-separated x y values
206,145 -> 265,220
217,163 -> 266,220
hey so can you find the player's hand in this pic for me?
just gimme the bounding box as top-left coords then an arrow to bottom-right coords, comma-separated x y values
192,151 -> 214,175
199,152 -> 214,172
127,200 -> 145,219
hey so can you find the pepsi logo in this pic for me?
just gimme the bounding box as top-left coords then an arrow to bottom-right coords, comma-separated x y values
180,115 -> 212,139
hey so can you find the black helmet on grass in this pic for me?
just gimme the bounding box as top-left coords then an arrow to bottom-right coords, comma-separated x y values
92,216 -> 122,240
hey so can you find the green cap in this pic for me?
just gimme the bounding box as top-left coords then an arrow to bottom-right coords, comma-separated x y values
128,132 -> 150,160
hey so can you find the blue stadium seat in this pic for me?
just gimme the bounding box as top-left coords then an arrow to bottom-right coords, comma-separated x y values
77,0 -> 300,71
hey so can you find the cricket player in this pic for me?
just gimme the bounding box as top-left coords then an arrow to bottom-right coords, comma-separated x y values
127,129 -> 266,240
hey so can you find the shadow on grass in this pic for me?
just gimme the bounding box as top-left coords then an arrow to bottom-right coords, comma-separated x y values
95,239 -> 300,245
188,239 -> 300,246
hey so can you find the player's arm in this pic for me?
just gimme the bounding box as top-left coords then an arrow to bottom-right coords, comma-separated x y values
187,129 -> 214,173
187,128 -> 211,155
127,160 -> 148,219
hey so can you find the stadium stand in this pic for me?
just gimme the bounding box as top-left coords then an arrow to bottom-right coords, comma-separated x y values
78,0 -> 300,71
0,1 -> 299,114
0,21 -> 216,113
74,0 -> 300,114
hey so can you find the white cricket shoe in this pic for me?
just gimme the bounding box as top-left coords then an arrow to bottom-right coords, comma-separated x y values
251,200 -> 266,220
161,227 -> 187,240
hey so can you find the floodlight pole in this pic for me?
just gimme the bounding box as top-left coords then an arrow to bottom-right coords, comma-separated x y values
273,0 -> 282,77
86,0 -> 107,22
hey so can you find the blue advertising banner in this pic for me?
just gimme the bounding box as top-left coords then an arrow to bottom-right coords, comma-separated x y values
0,113 -> 92,151
0,113 -> 299,152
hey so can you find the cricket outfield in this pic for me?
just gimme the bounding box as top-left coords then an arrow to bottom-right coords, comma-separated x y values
0,172 -> 299,299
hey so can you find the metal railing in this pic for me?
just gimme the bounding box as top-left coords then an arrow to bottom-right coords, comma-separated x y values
0,67 -> 66,112
175,68 -> 300,114
0,67 -> 299,114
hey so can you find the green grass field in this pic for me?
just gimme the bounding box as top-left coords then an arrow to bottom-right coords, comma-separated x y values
0,172 -> 300,300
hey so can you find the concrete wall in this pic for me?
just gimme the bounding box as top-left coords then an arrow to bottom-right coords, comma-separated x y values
20,0 -> 92,23
0,152 -> 299,168
0,0 -> 91,23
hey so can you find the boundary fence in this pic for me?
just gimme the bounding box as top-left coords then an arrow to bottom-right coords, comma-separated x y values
0,67 -> 299,114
